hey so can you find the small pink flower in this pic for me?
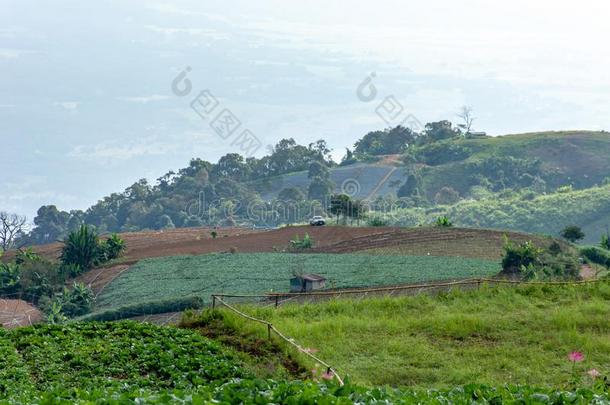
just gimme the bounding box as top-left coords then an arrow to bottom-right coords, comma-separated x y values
588,369 -> 601,378
321,371 -> 334,380
568,351 -> 584,362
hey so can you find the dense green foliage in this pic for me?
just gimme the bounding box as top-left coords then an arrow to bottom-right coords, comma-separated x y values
93,253 -> 499,318
0,322 -> 245,400
501,240 -> 543,273
561,225 -> 585,243
4,380 -> 608,404
60,225 -> 101,271
353,125 -> 417,156
289,233 -> 313,250
0,250 -> 94,319
60,226 -> 125,272
581,246 -> 610,268
380,184 -> 610,244
23,138 -> 334,243
435,216 -> 453,227
500,238 -> 580,280
230,283 -> 610,388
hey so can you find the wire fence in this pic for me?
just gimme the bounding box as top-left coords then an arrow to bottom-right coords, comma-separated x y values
213,295 -> 344,385
210,277 -> 608,386
211,276 -> 608,307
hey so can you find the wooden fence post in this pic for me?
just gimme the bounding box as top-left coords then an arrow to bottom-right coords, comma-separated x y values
212,295 -> 216,310
275,295 -> 279,308
267,324 -> 272,340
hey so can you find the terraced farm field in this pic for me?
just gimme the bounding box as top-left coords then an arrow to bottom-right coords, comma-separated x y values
94,253 -> 500,314
0,321 -> 246,399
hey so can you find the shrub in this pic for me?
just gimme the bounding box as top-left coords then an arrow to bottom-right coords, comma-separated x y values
58,282 -> 95,317
435,216 -> 453,227
14,248 -> 40,265
210,231 -> 218,239
60,225 -> 101,271
0,263 -> 20,295
548,241 -> 563,255
290,234 -> 313,249
44,301 -> 68,325
580,246 -> 610,268
18,259 -> 64,304
525,253 -> 581,280
416,142 -> 471,165
99,233 -> 125,261
501,239 -> 543,273
601,233 -> 610,250
367,216 -> 389,227
59,263 -> 82,278
560,225 -> 585,243
61,226 -> 126,272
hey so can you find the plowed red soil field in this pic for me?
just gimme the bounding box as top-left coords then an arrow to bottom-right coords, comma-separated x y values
24,225 -> 565,264
28,226 -> 392,263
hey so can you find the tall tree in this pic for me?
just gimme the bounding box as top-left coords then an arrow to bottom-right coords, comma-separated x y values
422,121 -> 460,143
308,161 -> 329,179
354,126 -> 417,156
0,212 -> 28,251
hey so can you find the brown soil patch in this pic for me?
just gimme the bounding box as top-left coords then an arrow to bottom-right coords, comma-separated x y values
17,227 -> 260,262
0,299 -> 42,328
19,225 -> 569,264
315,227 -> 568,257
24,226 -> 391,262
74,264 -> 131,297
376,154 -> 403,166
580,264 -> 596,280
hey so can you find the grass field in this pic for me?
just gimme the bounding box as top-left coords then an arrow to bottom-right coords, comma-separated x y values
223,282 -> 610,389
95,253 -> 500,312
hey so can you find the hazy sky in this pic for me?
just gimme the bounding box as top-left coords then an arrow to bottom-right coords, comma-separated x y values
2,0 -> 610,219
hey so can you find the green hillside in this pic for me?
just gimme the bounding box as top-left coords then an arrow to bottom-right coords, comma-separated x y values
259,131 -> 610,202
414,131 -> 610,200
380,184 -> 610,244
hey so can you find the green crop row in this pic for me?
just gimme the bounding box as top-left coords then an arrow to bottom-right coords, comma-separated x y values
94,253 -> 499,315
3,377 -> 610,403
0,321 -> 245,398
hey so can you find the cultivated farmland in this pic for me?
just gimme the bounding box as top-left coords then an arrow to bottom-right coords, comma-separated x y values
94,253 -> 500,313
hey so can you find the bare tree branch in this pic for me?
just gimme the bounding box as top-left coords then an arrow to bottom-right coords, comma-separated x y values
0,212 -> 28,251
456,106 -> 476,135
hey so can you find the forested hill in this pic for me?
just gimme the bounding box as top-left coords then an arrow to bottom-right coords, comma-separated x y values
22,122 -> 610,245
